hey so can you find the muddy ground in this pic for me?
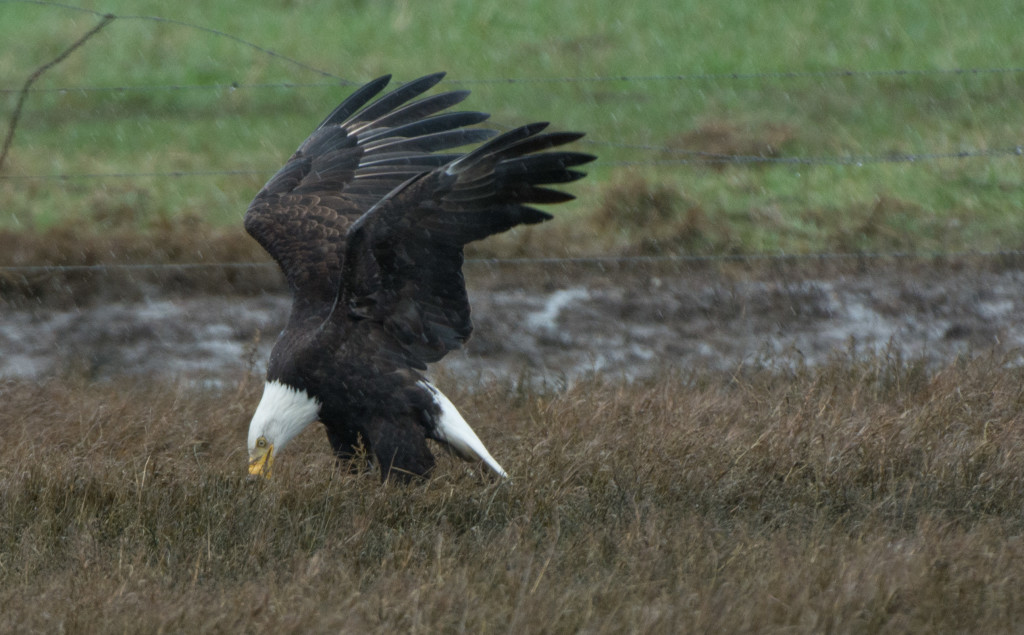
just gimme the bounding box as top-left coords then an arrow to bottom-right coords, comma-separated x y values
3,258 -> 1024,385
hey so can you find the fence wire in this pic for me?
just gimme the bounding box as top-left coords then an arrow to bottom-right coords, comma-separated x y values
4,0 -> 1024,274
3,147 -> 1023,181
5,250 -> 1024,275
5,1 -> 1024,175
9,65 -> 1024,95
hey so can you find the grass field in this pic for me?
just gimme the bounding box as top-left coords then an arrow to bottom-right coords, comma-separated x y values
5,2 -> 1024,632
3,1 -> 1024,255
3,352 -> 1024,632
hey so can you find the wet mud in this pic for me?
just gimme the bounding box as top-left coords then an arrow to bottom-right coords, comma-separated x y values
4,261 -> 1023,385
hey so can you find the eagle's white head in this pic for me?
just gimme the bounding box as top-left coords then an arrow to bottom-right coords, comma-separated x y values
247,380 -> 321,477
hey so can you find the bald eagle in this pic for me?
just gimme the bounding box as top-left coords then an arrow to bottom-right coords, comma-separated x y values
244,73 -> 593,481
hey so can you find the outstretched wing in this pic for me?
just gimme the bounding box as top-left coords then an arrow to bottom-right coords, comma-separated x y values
244,73 -> 497,307
340,123 -> 596,366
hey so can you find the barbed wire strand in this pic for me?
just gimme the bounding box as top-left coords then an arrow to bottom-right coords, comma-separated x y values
3,1 -> 1024,178
7,65 -> 1024,96
6,0 -> 1024,95
5,249 -> 1024,275
0,169 -> 270,181
3,2 -> 1024,275
2,145 -> 1023,182
7,68 -> 1024,96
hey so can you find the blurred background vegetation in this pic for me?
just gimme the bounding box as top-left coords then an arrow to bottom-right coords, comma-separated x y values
3,0 -> 1024,257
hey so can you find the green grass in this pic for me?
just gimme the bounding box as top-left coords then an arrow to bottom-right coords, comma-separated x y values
4,352 -> 1024,631
3,0 -> 1024,254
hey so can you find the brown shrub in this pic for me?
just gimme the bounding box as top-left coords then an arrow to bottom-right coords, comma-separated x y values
0,216 -> 280,307
590,174 -> 726,255
671,118 -> 796,169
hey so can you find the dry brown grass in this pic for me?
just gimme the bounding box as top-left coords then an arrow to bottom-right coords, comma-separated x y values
670,118 -> 796,168
585,174 -> 731,256
2,350 -> 1024,632
0,217 -> 280,308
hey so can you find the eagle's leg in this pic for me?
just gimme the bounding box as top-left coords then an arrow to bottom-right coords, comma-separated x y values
324,424 -> 372,474
364,415 -> 436,482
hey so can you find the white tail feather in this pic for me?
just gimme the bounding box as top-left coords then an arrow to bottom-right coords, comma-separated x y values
419,381 -> 508,478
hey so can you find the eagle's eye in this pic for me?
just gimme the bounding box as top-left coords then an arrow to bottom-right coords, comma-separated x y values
256,436 -> 269,449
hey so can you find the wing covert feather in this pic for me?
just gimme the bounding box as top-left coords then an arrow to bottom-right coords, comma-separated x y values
243,73 -> 495,305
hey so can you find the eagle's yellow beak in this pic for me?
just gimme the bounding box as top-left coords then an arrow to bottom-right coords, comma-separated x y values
248,441 -> 274,478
